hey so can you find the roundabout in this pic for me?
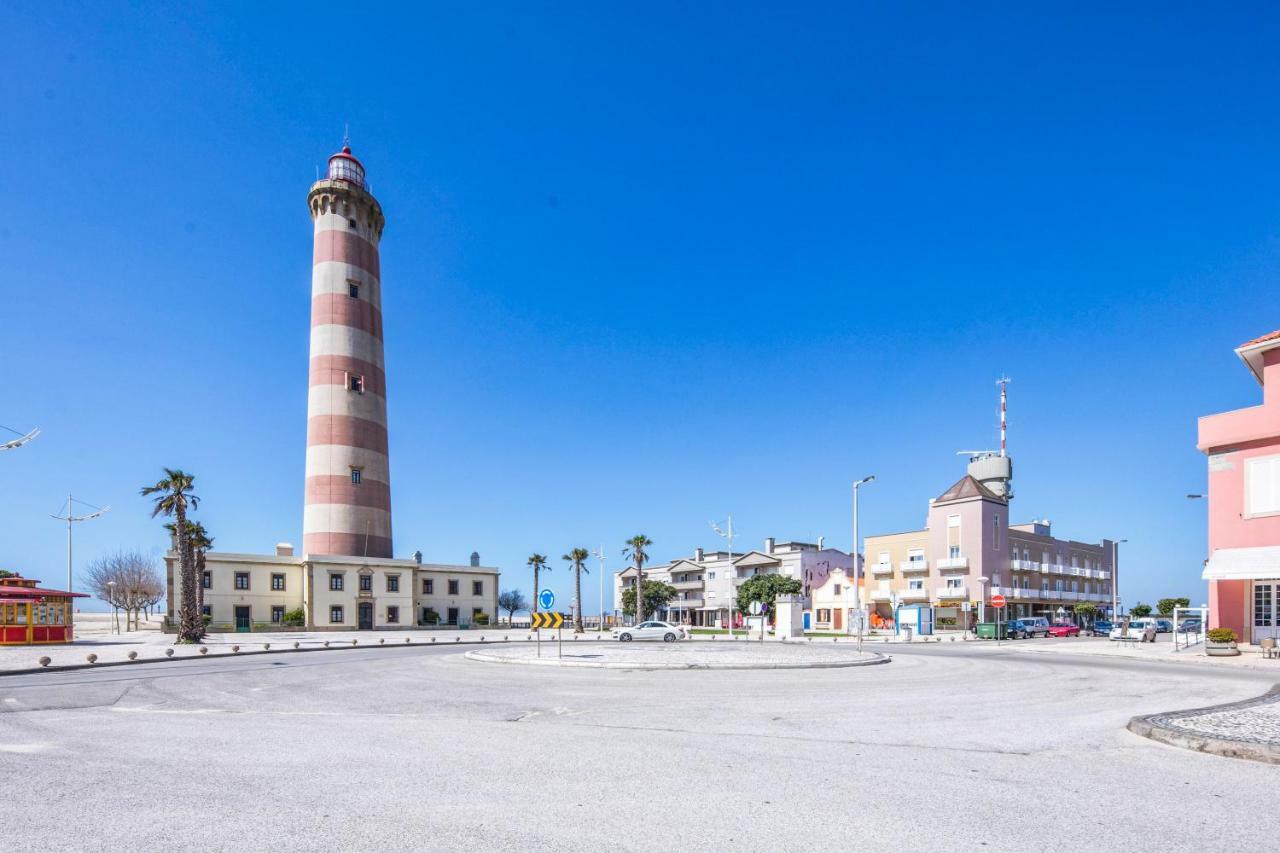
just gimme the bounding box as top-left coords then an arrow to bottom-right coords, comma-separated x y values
464,641 -> 889,669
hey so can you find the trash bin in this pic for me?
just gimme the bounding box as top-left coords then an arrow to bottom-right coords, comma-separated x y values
976,622 -> 1008,639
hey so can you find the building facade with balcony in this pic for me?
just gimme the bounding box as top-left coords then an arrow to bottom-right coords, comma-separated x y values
614,538 -> 852,627
1197,329 -> 1280,644
863,474 -> 1116,625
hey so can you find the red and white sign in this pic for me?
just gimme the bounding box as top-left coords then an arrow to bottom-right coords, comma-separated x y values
990,594 -> 1007,609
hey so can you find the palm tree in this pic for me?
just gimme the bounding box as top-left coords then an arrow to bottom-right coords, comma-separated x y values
563,548 -> 590,633
527,553 -> 548,616
622,534 -> 652,624
142,469 -> 201,642
168,520 -> 214,619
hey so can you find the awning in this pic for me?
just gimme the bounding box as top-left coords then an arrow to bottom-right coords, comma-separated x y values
1202,546 -> 1280,581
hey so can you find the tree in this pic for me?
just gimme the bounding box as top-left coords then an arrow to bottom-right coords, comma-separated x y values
621,580 -> 676,619
736,574 -> 803,617
622,534 -> 652,623
498,589 -> 529,623
1157,597 -> 1190,616
1130,602 -> 1153,618
166,520 -> 213,620
1073,601 -> 1099,624
527,554 -> 548,614
141,468 -> 202,643
84,549 -> 164,632
563,548 -> 590,633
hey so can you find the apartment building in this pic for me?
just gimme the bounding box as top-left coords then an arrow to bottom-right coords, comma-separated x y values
615,538 -> 852,627
863,474 -> 1116,625
165,543 -> 500,631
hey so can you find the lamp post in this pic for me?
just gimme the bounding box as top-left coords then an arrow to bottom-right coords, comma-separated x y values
106,580 -> 117,634
852,475 -> 875,651
975,575 -> 989,636
592,545 -> 606,633
711,516 -> 737,638
51,494 -> 109,593
1111,538 -> 1128,618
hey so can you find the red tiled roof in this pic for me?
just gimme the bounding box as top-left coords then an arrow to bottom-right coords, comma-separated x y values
935,474 -> 1005,504
1239,329 -> 1280,348
0,585 -> 88,599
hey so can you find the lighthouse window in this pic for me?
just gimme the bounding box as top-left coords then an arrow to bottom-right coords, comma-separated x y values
350,468 -> 362,485
348,218 -> 358,230
348,374 -> 364,394
348,281 -> 360,299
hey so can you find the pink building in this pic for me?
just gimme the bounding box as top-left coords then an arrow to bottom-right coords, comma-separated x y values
1197,330 -> 1280,644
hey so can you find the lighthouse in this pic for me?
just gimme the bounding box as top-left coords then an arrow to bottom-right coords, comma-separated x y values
303,144 -> 393,558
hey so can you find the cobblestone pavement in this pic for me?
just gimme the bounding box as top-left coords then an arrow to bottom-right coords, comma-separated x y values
1129,685 -> 1280,764
466,641 -> 886,669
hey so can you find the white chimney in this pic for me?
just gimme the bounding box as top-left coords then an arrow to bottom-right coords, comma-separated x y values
817,536 -> 824,550
275,542 -> 294,557
694,547 -> 704,561
764,537 -> 775,553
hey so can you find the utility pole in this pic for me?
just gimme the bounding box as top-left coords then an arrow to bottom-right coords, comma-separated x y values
1111,538 -> 1127,619
711,515 -> 737,638
852,476 -> 875,652
51,494 -> 109,593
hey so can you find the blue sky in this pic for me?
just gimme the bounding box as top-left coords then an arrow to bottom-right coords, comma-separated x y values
4,2 -> 1280,612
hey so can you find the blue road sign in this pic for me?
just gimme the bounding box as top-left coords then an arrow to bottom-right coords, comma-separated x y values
538,588 -> 556,610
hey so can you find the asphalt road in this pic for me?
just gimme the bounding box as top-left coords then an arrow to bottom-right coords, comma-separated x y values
0,643 -> 1274,852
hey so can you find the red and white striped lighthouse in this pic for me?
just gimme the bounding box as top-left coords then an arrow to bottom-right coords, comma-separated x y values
303,144 -> 393,558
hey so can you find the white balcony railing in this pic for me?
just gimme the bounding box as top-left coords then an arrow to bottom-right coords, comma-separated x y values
937,585 -> 969,599
899,588 -> 929,601
870,586 -> 894,601
898,559 -> 928,573
1010,559 -> 1039,571
872,563 -> 895,577
936,557 -> 969,570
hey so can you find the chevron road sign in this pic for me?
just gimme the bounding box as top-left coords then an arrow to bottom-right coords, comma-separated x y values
531,611 -> 565,630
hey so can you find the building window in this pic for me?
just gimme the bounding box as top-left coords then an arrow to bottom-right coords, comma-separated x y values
387,575 -> 400,592
348,374 -> 364,394
350,467 -> 362,485
387,605 -> 400,623
330,605 -> 344,624
946,577 -> 963,589
329,574 -> 344,591
271,573 -> 285,591
359,574 -> 372,592
348,280 -> 360,299
908,579 -> 924,590
423,579 -> 434,594
834,584 -> 842,596
949,545 -> 960,559
472,580 -> 483,596
448,579 -> 459,595
992,517 -> 1000,549
201,605 -> 212,617
234,572 -> 249,590
271,605 -> 285,623
348,218 -> 358,230
817,608 -> 831,622
201,571 -> 211,589
1246,456 -> 1280,516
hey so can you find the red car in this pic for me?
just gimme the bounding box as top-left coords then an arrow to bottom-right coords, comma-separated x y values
1047,624 -> 1080,637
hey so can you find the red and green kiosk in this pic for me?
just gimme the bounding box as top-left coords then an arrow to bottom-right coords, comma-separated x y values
0,574 -> 88,645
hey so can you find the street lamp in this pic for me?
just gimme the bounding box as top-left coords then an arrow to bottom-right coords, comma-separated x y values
711,516 -> 737,638
975,575 -> 989,633
592,546 -> 606,633
106,580 -> 117,634
1111,538 -> 1128,618
852,475 -> 875,651
51,494 -> 110,593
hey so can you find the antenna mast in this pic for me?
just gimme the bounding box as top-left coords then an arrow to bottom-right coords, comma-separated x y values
997,376 -> 1010,457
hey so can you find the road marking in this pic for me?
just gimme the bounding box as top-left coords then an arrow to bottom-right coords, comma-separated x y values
0,743 -> 47,753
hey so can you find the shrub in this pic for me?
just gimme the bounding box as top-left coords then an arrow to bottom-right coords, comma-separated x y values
1130,603 -> 1153,617
1207,627 -> 1238,643
421,608 -> 440,625
282,608 -> 305,627
474,612 -> 490,625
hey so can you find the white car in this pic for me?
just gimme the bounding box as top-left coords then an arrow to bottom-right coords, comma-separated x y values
1110,618 -> 1156,641
612,621 -> 687,642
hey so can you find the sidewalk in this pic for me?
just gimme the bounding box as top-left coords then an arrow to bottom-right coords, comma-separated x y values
961,633 -> 1280,670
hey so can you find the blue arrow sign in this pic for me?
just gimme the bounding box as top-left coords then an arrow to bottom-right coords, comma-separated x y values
538,588 -> 556,610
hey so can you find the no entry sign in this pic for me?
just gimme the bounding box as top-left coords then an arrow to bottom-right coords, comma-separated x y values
991,594 -> 1007,608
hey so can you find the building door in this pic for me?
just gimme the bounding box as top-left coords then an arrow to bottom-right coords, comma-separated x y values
447,607 -> 459,625
358,602 -> 373,630
234,606 -> 251,633
1255,583 -> 1277,642
833,609 -> 843,630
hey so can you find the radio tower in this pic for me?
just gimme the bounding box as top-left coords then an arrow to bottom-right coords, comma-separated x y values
997,376 -> 1010,457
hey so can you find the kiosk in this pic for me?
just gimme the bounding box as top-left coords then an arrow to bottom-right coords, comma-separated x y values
0,574 -> 88,645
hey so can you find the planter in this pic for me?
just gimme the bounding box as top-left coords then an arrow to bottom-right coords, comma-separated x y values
1206,640 -> 1240,657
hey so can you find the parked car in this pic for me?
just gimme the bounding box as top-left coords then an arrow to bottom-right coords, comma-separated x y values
1154,618 -> 1174,633
1177,618 -> 1203,633
1092,619 -> 1114,636
612,621 -> 687,642
1110,618 -> 1156,641
1007,617 -> 1052,639
1047,623 -> 1080,637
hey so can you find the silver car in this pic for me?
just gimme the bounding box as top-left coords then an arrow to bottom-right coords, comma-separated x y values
612,621 -> 687,642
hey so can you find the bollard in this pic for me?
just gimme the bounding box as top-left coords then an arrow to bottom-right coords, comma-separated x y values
323,641 -> 330,648
128,651 -> 139,660
379,638 -> 385,645
38,656 -> 51,667
352,639 -> 358,646
481,636 -> 486,643
431,637 -> 437,643
199,647 -> 208,655
405,637 -> 410,644
293,641 -> 300,649
86,653 -> 98,664
455,637 -> 460,643
165,648 -> 175,657
263,643 -> 271,650
231,645 -> 240,653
